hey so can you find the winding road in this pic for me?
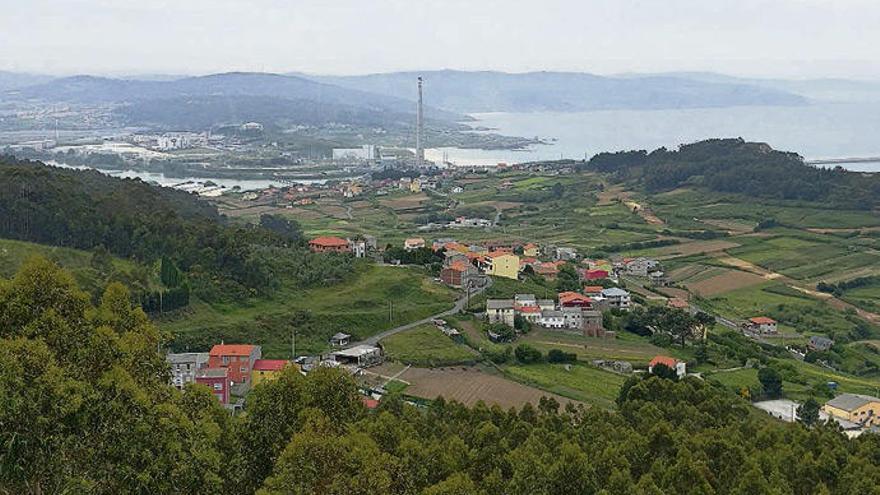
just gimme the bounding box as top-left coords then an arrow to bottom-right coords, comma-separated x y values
354,276 -> 493,346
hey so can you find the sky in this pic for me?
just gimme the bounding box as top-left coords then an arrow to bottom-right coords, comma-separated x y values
2,0 -> 880,79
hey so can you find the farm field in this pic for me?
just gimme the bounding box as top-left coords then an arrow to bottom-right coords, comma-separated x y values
502,363 -> 627,409
160,263 -> 457,357
381,324 -> 477,366
519,329 -> 688,365
385,365 -> 577,408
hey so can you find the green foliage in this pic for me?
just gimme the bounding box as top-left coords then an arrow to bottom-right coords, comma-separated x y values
797,397 -> 821,427
758,366 -> 784,398
586,138 -> 880,209
547,348 -> 577,363
555,263 -> 581,292
514,344 -> 543,364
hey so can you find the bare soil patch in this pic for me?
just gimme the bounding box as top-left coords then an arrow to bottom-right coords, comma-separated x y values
393,366 -> 576,408
653,239 -> 740,258
686,269 -> 765,297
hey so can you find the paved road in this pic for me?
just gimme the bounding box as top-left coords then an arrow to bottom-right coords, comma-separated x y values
355,276 -> 493,346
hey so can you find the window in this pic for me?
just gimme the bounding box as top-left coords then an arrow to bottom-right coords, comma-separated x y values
222,356 -> 229,365
213,383 -> 223,391
240,366 -> 247,372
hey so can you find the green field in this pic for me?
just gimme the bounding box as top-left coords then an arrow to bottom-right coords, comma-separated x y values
161,263 -> 457,357
502,363 -> 627,409
382,324 -> 477,366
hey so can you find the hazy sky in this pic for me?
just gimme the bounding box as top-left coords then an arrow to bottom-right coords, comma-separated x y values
2,0 -> 880,79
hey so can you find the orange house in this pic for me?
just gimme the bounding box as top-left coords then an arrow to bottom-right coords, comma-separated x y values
207,344 -> 262,385
309,236 -> 351,253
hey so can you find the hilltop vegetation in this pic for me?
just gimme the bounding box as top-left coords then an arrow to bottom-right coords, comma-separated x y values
0,156 -> 352,305
584,138 -> 880,209
3,259 -> 880,495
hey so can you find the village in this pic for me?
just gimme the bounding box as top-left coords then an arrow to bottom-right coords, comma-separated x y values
166,224 -> 880,437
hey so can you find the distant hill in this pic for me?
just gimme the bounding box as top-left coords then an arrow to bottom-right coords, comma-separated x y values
0,70 -> 54,92
636,71 -> 880,103
584,138 -> 880,210
301,70 -> 808,113
2,72 -> 461,126
117,95 -> 429,130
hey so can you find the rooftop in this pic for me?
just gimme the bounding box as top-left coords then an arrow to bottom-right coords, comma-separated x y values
649,355 -> 679,368
166,352 -> 209,364
253,359 -> 290,372
333,345 -> 382,358
197,367 -> 228,378
209,344 -> 259,357
749,316 -> 777,325
826,393 -> 880,412
487,299 -> 514,310
601,287 -> 629,297
309,236 -> 349,247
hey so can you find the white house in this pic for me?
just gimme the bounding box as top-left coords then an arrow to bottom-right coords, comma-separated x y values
600,287 -> 631,310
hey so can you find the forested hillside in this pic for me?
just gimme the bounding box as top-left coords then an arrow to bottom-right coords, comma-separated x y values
584,139 -> 880,209
0,156 -> 352,304
2,259 -> 879,494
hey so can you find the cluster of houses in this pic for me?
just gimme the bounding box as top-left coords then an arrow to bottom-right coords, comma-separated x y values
485,289 -> 630,339
167,344 -> 291,405
167,335 -> 387,407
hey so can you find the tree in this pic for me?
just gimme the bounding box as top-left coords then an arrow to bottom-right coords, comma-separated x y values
514,344 -> 543,364
758,367 -> 783,398
650,362 -> 678,381
797,398 -> 821,427
556,263 -> 581,292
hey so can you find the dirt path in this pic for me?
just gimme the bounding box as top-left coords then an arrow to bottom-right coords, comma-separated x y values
710,252 -> 880,323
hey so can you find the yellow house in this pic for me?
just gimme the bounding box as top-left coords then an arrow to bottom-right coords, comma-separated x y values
251,359 -> 294,387
410,179 -> 422,193
523,243 -> 540,257
823,393 -> 880,427
486,252 -> 520,280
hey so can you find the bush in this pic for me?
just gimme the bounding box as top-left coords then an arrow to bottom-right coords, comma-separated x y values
547,349 -> 577,363
514,344 -> 543,364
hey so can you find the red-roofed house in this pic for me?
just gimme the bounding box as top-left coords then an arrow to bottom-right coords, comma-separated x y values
747,316 -> 778,334
208,344 -> 262,385
309,236 -> 351,253
558,291 -> 593,308
648,355 -> 686,378
252,359 -> 293,386
362,397 -> 380,410
440,260 -> 478,288
583,285 -> 604,295
582,269 -> 609,280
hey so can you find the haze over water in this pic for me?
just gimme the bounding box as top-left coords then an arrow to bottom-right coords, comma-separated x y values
428,102 -> 880,172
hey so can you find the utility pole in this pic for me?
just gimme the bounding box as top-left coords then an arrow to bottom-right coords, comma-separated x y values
291,326 -> 296,360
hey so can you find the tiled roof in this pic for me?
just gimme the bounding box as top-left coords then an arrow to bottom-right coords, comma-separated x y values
749,316 -> 777,325
209,344 -> 258,356
649,355 -> 679,368
253,359 -> 289,371
309,236 -> 349,247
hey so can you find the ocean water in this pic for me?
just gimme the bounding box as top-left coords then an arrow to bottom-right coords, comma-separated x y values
426,102 -> 880,172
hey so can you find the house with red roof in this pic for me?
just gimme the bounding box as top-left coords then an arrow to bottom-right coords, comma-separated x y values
583,285 -> 604,295
746,316 -> 778,334
558,291 -> 593,308
440,260 -> 478,288
309,236 -> 351,253
582,269 -> 610,280
252,359 -> 293,386
207,344 -> 262,385
648,355 -> 686,378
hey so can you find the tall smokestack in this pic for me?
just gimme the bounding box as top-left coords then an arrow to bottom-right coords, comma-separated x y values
416,76 -> 424,168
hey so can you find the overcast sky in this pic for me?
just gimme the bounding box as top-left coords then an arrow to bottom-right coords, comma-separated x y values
2,0 -> 879,79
